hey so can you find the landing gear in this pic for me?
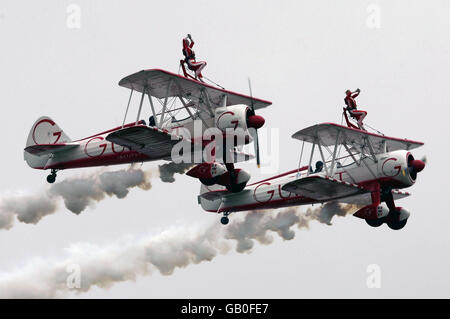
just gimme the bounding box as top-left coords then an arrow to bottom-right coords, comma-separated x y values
220,213 -> 230,225
365,218 -> 384,227
387,218 -> 407,230
46,169 -> 57,184
200,177 -> 217,186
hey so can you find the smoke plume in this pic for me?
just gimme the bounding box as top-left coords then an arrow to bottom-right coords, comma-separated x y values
0,162 -> 191,230
158,162 -> 193,183
0,203 -> 358,298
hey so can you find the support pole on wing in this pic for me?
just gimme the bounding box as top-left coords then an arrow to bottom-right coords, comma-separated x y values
306,141 -> 316,177
135,89 -> 145,125
178,96 -> 194,119
159,80 -> 172,127
381,140 -> 387,153
317,139 -> 329,176
296,140 -> 305,178
364,136 -> 378,162
201,89 -> 214,117
329,130 -> 341,176
122,88 -> 134,128
343,143 -> 358,164
221,94 -> 227,108
146,87 -> 158,127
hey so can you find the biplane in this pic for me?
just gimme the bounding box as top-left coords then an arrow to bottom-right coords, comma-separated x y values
24,68 -> 271,189
196,122 -> 426,230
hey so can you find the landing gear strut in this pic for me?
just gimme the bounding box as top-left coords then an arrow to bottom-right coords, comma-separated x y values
46,169 -> 57,184
220,212 -> 230,225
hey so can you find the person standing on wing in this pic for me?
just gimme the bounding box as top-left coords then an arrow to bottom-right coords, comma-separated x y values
182,34 -> 207,82
344,88 -> 367,130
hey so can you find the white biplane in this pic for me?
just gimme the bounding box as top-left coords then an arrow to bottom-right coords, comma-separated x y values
196,122 -> 426,230
24,69 -> 271,189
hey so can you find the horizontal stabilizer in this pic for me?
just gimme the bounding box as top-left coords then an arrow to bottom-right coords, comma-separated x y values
281,175 -> 366,201
198,189 -> 230,201
24,143 -> 79,156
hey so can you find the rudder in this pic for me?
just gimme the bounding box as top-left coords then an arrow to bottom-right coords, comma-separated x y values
26,116 -> 71,147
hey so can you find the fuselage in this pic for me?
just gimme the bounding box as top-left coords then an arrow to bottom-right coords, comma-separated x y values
202,150 -> 416,213
25,106 -> 253,171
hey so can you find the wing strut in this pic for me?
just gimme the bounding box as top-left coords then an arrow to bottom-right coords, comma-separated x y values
306,141 -> 316,177
147,88 -> 158,127
365,136 -> 378,163
122,88 -> 134,128
296,140 -> 305,178
317,139 -> 329,176
329,130 -> 341,176
135,89 -> 145,125
178,96 -> 194,119
159,80 -> 172,127
343,143 -> 358,164
201,89 -> 214,117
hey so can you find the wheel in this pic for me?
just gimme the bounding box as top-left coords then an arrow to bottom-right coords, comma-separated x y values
387,218 -> 407,230
365,218 -> 384,227
46,174 -> 56,184
220,216 -> 229,225
226,182 -> 246,193
200,178 -> 217,186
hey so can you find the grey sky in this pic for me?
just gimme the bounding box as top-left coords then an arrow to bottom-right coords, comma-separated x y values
0,0 -> 449,298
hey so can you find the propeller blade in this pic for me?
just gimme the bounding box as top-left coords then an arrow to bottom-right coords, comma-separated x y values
249,128 -> 261,168
248,78 -> 255,112
247,77 -> 261,168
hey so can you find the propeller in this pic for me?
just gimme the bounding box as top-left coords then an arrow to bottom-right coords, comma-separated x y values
407,155 -> 426,180
247,78 -> 265,168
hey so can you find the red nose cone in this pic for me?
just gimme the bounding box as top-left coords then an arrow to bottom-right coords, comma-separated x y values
247,115 -> 265,129
411,160 -> 425,172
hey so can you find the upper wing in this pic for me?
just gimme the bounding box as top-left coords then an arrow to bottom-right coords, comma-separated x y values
281,175 -> 367,201
24,143 -> 79,156
118,69 -> 272,110
292,123 -> 424,154
106,125 -> 183,159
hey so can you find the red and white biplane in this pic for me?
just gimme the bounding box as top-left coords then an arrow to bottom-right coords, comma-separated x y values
24,69 -> 271,188
194,122 -> 426,230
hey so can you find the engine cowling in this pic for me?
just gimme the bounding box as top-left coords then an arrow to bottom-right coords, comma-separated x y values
214,105 -> 265,133
215,105 -> 248,132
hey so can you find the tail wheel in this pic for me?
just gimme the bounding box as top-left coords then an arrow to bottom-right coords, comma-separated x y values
220,216 -> 229,225
365,218 -> 384,227
387,218 -> 407,230
46,174 -> 56,184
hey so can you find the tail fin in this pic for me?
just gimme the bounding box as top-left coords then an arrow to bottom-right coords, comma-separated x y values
24,116 -> 72,169
199,184 -> 227,212
26,116 -> 71,147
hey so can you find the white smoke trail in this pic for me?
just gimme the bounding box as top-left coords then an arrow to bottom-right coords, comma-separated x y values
0,203 -> 358,298
0,162 -> 191,230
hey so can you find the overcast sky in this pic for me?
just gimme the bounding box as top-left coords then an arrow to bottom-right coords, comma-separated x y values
0,0 -> 449,298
